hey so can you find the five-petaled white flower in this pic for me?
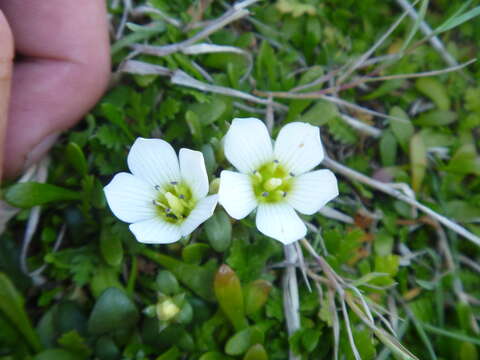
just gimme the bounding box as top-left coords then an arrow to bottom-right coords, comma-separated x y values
219,118 -> 338,244
104,138 -> 218,244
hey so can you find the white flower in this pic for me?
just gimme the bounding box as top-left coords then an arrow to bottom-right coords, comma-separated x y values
104,138 -> 218,244
219,118 -> 338,244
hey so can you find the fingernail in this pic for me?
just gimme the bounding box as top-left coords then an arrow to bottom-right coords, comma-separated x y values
24,132 -> 60,170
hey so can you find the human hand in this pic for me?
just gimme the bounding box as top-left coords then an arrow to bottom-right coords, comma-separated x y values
0,1 -> 110,179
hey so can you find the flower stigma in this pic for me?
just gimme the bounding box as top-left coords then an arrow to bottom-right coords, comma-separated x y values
154,181 -> 196,223
251,160 -> 293,203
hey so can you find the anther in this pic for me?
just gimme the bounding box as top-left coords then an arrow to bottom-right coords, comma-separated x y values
262,192 -> 269,197
289,172 -> 295,177
154,185 -> 160,190
179,194 -> 185,199
170,181 -> 178,185
273,159 -> 279,164
165,208 -> 171,213
283,191 -> 288,198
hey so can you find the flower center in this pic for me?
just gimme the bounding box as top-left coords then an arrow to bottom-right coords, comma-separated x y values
153,181 -> 196,224
251,160 -> 293,203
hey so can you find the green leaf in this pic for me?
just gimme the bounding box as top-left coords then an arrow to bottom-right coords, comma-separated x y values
87,288 -> 139,335
446,144 -> 480,175
416,78 -> 450,110
301,328 -> 321,353
214,264 -> 248,331
182,243 -> 210,264
188,96 -> 230,126
410,133 -> 427,192
379,131 -> 397,166
389,106 -> 414,151
90,265 -> 123,298
157,346 -> 181,360
298,100 -> 338,126
155,270 -> 180,295
57,331 -> 91,358
185,110 -> 204,144
142,248 -> 216,301
0,273 -> 42,352
435,5 -> 480,34
5,182 -> 81,208
243,344 -> 268,360
205,209 -> 232,252
33,349 -> 83,360
414,110 -> 457,127
94,336 -> 120,360
100,228 -> 124,267
244,280 -> 272,316
225,326 -> 264,356
66,142 -> 88,176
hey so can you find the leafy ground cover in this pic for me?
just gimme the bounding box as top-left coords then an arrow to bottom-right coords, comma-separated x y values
1,0 -> 480,359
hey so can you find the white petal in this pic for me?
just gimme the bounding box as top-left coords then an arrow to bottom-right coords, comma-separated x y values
223,118 -> 274,173
256,203 -> 307,244
287,170 -> 339,215
127,138 -> 180,187
104,172 -> 157,223
274,122 -> 324,175
129,218 -> 182,244
179,148 -> 209,199
218,170 -> 257,219
180,195 -> 218,236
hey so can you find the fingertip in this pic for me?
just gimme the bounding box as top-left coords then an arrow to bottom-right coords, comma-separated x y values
0,10 -> 14,181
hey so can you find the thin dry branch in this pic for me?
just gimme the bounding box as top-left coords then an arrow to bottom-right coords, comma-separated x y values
323,156 -> 480,247
395,0 -> 459,67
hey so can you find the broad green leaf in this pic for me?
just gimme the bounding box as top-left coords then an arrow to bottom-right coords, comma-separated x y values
100,228 -> 124,267
182,243 -> 210,264
410,133 -> 427,192
225,326 -> 264,356
389,106 -> 414,151
90,266 -> 123,298
414,110 -> 457,127
243,344 -> 268,360
5,182 -> 81,208
379,131 -> 397,166
33,349 -> 83,360
205,209 -> 232,252
157,346 -> 181,360
185,110 -> 204,144
214,265 -> 248,331
156,270 -> 180,295
66,142 -> 88,176
416,78 -> 450,110
446,144 -> 480,175
298,100 -> 338,126
244,280 -> 272,316
87,288 -> 139,335
0,273 -> 42,352
94,336 -> 120,360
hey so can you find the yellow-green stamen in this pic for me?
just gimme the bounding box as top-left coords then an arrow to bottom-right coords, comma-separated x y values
251,161 -> 293,203
154,181 -> 196,224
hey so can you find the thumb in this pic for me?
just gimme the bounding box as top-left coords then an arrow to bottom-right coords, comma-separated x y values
0,10 -> 14,181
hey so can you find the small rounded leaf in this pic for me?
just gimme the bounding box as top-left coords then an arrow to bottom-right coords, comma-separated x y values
87,288 -> 139,335
100,229 -> 123,267
244,280 -> 272,316
205,209 -> 232,252
244,344 -> 268,360
156,270 -> 180,295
